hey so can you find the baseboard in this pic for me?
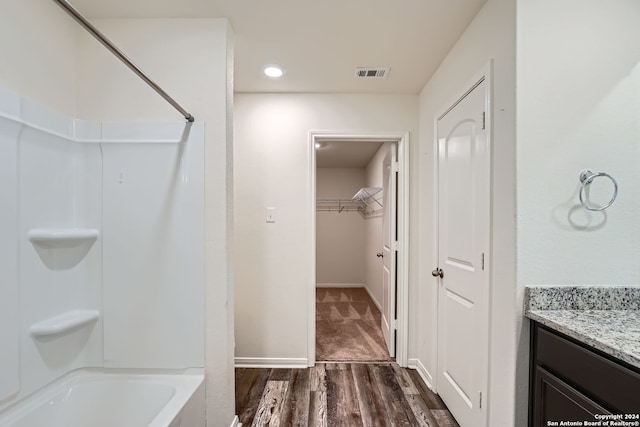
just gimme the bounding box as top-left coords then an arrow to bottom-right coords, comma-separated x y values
407,358 -> 435,390
234,357 -> 309,368
316,283 -> 366,288
363,287 -> 382,312
230,415 -> 240,427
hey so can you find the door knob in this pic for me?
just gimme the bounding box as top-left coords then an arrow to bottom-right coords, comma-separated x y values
431,268 -> 443,278
376,252 -> 384,258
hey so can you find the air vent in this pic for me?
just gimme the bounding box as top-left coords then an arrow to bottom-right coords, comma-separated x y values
354,67 -> 390,79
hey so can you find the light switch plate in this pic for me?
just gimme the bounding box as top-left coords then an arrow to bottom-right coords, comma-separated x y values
266,207 -> 276,223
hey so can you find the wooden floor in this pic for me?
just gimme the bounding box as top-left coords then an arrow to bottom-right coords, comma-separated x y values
236,363 -> 459,427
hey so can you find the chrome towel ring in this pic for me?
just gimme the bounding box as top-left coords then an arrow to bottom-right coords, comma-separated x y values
579,169 -> 618,211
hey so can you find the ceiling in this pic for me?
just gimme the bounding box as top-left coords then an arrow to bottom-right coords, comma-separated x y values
70,0 -> 487,94
316,141 -> 385,168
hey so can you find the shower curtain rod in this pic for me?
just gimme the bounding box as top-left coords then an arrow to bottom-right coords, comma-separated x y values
52,0 -> 195,123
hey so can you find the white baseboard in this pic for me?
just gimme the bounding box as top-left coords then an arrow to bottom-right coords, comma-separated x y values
363,286 -> 382,312
230,415 -> 240,427
316,283 -> 366,288
234,357 -> 308,369
407,358 -> 435,390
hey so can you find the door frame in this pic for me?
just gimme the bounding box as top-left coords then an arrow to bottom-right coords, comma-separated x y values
432,61 -> 492,423
308,131 -> 410,367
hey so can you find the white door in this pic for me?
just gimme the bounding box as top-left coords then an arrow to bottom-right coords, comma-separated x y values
381,144 -> 397,357
435,79 -> 490,427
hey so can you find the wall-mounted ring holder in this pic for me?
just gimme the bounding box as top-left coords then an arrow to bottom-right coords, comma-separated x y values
579,169 -> 618,211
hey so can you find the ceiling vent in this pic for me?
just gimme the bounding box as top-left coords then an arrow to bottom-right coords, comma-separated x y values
354,67 -> 390,79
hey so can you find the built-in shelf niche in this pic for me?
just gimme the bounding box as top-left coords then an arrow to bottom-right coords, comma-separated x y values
28,228 -> 99,270
30,309 -> 100,337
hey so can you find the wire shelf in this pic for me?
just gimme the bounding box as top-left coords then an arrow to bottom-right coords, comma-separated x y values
316,187 -> 383,219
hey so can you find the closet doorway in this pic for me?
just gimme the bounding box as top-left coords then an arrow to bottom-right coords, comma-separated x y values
309,132 -> 409,367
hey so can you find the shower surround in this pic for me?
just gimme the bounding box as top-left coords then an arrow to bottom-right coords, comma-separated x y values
0,86 -> 206,424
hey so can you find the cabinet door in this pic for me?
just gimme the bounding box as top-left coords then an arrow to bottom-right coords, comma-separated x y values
533,367 -> 610,427
535,325 -> 640,412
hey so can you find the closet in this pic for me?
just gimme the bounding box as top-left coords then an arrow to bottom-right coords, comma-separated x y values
315,141 -> 392,362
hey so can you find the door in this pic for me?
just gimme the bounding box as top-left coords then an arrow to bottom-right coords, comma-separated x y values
435,79 -> 489,427
533,367 -> 611,426
381,144 -> 397,357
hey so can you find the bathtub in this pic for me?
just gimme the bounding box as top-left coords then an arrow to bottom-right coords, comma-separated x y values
0,369 -> 205,427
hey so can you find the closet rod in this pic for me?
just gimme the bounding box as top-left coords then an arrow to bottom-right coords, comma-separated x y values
52,0 -> 195,123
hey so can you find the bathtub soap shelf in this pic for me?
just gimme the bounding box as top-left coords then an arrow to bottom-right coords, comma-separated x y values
30,310 -> 100,337
28,228 -> 99,249
28,228 -> 99,270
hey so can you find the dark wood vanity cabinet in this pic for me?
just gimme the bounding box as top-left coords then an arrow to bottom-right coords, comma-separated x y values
529,322 -> 640,426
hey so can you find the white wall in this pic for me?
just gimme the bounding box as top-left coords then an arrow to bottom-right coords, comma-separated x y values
234,94 -> 418,364
0,0 -> 77,116
364,143 -> 391,308
316,168 -> 366,285
0,97 -> 20,403
0,0 -> 96,403
101,125 -> 205,369
0,90 -> 103,409
0,6 -> 78,393
416,0 -> 518,425
517,0 -> 640,286
76,19 -> 236,425
18,124 -> 103,397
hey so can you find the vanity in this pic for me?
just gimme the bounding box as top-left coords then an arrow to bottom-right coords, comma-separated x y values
524,287 -> 640,426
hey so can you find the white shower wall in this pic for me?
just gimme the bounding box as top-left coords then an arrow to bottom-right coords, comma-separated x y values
0,87 -> 205,410
18,119 -> 104,397
0,91 -> 103,405
0,96 -> 21,402
102,125 -> 205,369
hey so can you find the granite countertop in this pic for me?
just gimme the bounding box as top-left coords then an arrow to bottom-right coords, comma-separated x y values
524,286 -> 640,369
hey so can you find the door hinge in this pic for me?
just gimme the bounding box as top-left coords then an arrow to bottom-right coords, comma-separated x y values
392,319 -> 398,330
481,253 -> 485,271
392,241 -> 399,251
392,161 -> 399,173
479,391 -> 482,408
481,112 -> 486,130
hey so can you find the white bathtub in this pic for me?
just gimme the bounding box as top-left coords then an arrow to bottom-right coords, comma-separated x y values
0,369 -> 205,427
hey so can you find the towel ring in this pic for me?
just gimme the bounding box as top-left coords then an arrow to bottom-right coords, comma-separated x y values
579,169 -> 618,211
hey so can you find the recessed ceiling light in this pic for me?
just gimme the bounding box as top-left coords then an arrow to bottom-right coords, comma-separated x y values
264,65 -> 284,78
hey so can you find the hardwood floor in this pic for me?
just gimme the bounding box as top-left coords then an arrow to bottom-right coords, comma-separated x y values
235,363 -> 459,427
